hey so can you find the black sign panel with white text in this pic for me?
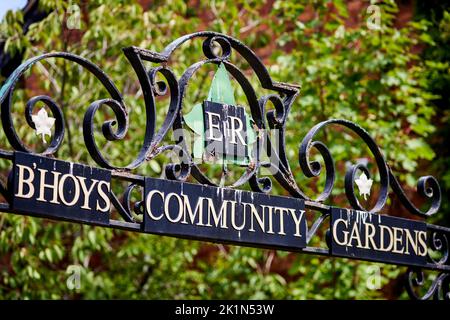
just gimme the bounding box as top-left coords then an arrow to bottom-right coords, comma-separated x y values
12,152 -> 111,225
330,208 -> 427,266
144,177 -> 307,250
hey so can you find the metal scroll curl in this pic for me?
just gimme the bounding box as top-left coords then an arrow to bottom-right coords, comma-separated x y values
0,52 -> 124,162
406,268 -> 450,300
299,119 -> 390,212
0,50 -> 180,171
293,119 -> 441,217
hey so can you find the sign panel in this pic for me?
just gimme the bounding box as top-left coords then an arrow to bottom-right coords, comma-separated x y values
12,152 -> 111,225
203,101 -> 248,160
144,177 -> 307,250
330,208 -> 428,266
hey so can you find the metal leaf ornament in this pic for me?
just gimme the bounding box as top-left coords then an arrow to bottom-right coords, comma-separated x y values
355,172 -> 373,200
31,108 -> 55,144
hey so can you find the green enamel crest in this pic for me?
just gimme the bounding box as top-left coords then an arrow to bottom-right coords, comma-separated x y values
184,63 -> 256,166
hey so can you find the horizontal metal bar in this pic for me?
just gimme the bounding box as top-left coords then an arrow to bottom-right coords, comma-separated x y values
0,150 -> 13,160
111,171 -> 145,184
124,46 -> 168,62
427,223 -> 450,233
299,246 -> 450,271
425,263 -> 450,272
0,203 -> 10,211
109,219 -> 141,231
305,200 -> 330,213
302,247 -> 330,255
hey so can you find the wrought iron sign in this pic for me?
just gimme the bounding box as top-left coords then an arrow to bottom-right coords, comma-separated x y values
0,31 -> 448,300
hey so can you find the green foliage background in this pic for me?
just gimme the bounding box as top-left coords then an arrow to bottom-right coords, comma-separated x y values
0,0 -> 448,299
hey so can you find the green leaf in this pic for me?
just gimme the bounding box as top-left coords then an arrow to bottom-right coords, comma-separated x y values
207,63 -> 236,105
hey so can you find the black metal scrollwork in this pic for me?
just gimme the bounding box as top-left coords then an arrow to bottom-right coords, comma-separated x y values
406,268 -> 450,300
0,32 -> 441,220
0,31 -> 447,299
405,225 -> 450,300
